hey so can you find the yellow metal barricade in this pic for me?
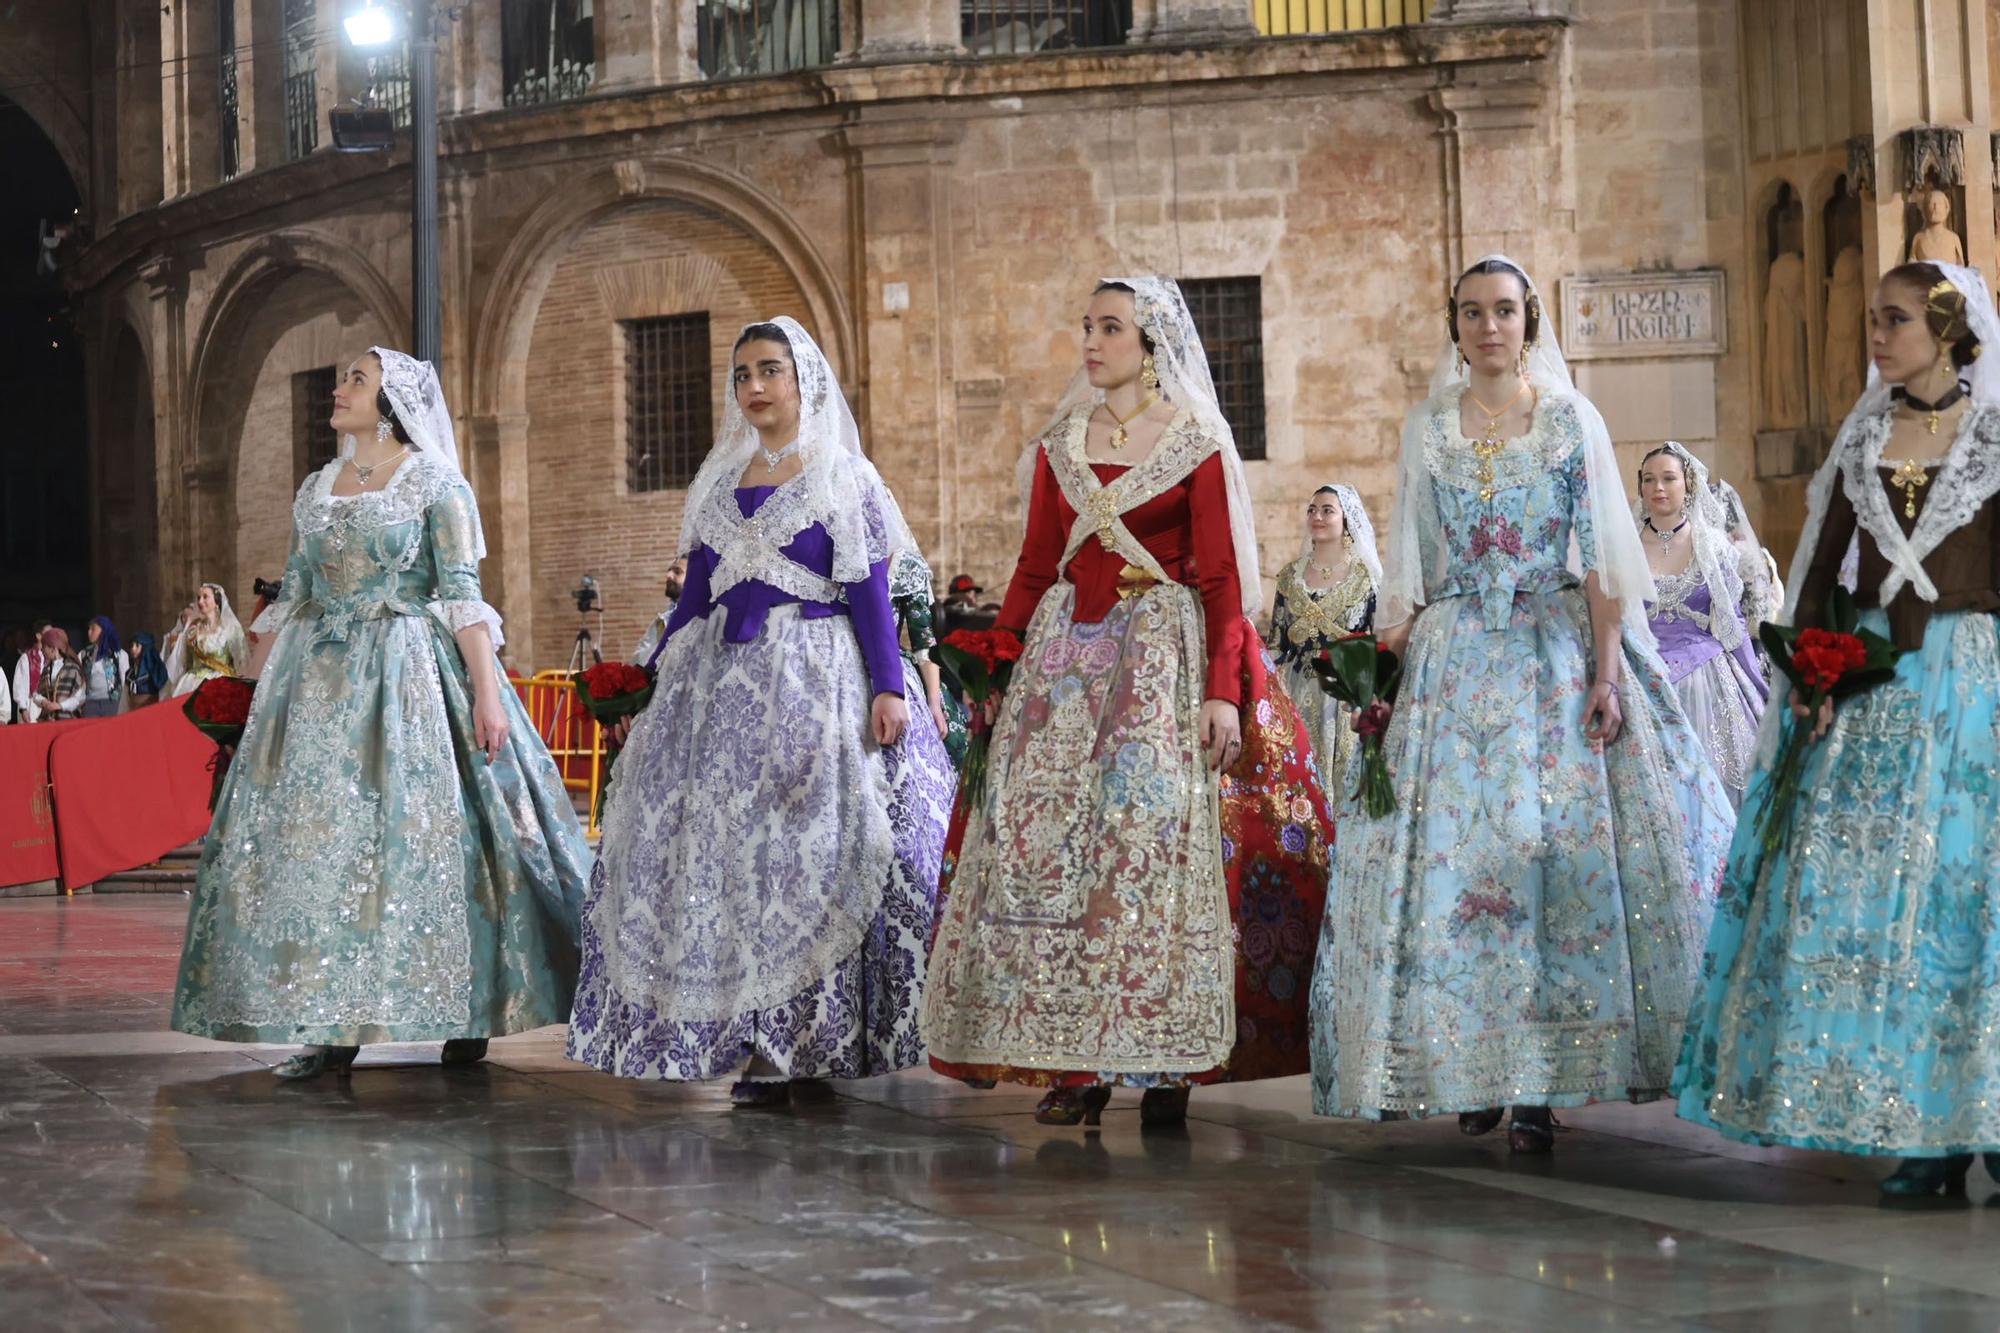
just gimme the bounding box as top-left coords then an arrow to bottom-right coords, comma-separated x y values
510,670 -> 609,836
1253,0 -> 1427,37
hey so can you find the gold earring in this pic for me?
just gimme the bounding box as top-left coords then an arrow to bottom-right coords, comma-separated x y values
1141,354 -> 1160,392
1517,346 -> 1529,376
1341,532 -> 1355,555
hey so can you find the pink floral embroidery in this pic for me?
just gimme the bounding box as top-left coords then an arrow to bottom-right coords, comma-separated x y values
1465,514 -> 1525,560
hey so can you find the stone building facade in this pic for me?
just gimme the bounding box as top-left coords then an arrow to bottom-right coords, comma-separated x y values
17,0 -> 2000,667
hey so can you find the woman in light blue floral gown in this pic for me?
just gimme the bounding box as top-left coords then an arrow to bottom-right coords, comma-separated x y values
1309,256 -> 1735,1152
1674,262 -> 2000,1197
171,349 -> 588,1079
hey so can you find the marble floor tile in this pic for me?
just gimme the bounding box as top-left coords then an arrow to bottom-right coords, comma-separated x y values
8,894 -> 2000,1332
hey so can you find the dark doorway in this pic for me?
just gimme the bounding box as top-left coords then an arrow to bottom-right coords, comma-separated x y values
0,93 -> 87,641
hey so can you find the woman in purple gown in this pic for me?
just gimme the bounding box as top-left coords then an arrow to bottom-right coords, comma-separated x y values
566,317 -> 954,1107
1633,442 -> 1771,806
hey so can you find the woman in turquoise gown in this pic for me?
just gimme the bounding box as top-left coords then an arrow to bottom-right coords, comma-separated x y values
1673,262 -> 2000,1196
171,348 -> 588,1079
1309,256 -> 1735,1151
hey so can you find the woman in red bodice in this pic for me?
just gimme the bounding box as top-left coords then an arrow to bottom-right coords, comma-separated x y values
921,277 -> 1333,1126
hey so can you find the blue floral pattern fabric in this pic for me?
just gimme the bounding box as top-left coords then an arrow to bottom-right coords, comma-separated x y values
171,456 -> 588,1044
1310,390 -> 1735,1118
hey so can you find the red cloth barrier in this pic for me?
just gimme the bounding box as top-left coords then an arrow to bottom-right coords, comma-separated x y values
45,705 -> 217,891
0,722 -> 71,888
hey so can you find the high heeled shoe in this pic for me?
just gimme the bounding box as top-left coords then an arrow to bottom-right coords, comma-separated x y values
1034,1085 -> 1112,1126
1459,1107 -> 1505,1137
1879,1154 -> 1972,1198
1507,1106 -> 1555,1154
440,1038 -> 488,1067
273,1045 -> 360,1080
1139,1087 -> 1190,1127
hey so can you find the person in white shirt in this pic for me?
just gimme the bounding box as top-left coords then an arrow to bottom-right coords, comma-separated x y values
24,628 -> 83,723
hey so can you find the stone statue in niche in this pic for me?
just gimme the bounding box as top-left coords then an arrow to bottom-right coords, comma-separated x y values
1910,189 -> 1965,265
1761,250 -> 1809,429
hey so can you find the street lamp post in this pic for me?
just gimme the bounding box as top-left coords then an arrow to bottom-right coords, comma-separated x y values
343,0 -> 441,367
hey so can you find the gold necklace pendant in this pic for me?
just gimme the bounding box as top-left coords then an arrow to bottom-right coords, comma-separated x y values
1927,410 -> 1940,435
1471,430 -> 1507,502
1888,458 -> 1930,518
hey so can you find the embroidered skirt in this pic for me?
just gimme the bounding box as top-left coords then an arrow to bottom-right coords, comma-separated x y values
566,605 -> 953,1081
1674,609 -> 2000,1156
923,582 -> 1331,1087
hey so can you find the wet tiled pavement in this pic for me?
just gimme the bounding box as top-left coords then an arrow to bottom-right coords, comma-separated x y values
3,895 -> 1998,1331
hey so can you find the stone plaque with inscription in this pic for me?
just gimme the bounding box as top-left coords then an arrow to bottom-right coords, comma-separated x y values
1560,270 -> 1727,360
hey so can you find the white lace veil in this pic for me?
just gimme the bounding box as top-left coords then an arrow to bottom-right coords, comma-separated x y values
1784,261 -> 2000,618
1630,442 -> 1749,652
363,346 -> 484,559
677,316 -> 918,592
202,582 -> 246,654
1298,483 -> 1383,589
1381,253 -> 1655,635
1021,277 -> 1262,609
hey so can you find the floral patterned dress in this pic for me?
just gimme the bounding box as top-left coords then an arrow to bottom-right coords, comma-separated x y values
172,455 -> 588,1044
923,405 -> 1332,1088
1310,389 -> 1734,1118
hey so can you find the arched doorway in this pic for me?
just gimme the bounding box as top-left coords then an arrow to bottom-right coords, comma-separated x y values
0,93 -> 85,642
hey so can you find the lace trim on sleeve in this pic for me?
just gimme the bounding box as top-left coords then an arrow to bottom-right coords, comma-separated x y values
430,598 -> 506,649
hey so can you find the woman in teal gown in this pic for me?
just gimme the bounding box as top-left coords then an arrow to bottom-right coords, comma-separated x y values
1309,256 -> 1735,1152
1673,262 -> 2000,1196
171,348 -> 587,1079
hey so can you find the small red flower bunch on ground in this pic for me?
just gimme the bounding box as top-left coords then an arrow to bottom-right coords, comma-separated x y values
1754,588 -> 1903,856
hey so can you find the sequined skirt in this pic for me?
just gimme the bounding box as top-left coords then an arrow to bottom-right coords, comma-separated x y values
1311,588 -> 1734,1118
1674,610 -> 2000,1156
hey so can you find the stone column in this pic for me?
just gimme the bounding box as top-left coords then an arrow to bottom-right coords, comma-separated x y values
161,0 -> 223,196
141,255 -> 194,620
1427,71 -> 1560,282
445,2 -> 505,113
1135,0 -> 1256,45
838,116 -> 964,564
851,0 -> 963,60
598,0 -> 703,88
234,0 -> 291,172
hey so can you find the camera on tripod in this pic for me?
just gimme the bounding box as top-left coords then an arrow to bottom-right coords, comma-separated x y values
567,574 -> 605,672
572,575 -> 601,615
253,575 -> 283,601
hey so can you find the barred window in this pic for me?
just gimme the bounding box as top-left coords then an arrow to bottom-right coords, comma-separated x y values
1180,277 -> 1265,461
283,0 -> 318,161
503,0 -> 596,107
293,366 -> 339,484
362,43 -> 413,130
698,0 -> 839,77
961,0 -> 1130,56
626,314 -> 714,493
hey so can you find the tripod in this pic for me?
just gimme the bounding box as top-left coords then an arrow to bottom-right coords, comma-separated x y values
566,614 -> 604,674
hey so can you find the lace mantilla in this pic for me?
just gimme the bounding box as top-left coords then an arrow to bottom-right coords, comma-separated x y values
1838,402 -> 2000,606
696,461 -> 892,605
1423,388 -> 1581,495
1043,403 -> 1221,588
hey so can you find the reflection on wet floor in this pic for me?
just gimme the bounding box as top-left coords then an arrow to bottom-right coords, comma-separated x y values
3,896 -> 1999,1331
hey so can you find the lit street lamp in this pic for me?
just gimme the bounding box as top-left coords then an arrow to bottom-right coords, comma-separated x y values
342,0 -> 442,367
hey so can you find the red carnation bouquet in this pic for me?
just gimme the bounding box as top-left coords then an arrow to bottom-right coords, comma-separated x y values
1310,633 -> 1402,818
933,628 -> 1025,807
1754,586 -> 1904,855
182,676 -> 257,812
573,661 -> 656,822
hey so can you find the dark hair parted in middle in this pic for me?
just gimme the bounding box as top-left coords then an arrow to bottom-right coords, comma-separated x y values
1447,258 -> 1542,349
734,322 -> 794,356
1092,281 -> 1157,356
